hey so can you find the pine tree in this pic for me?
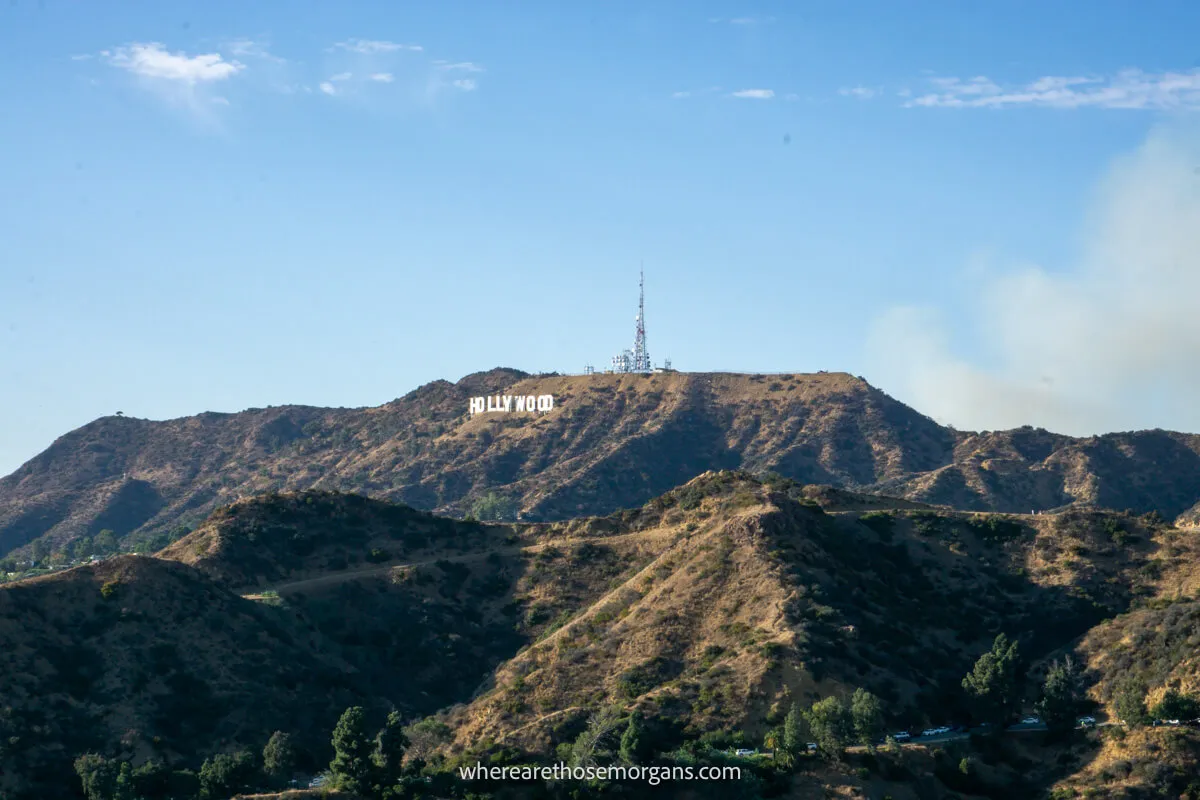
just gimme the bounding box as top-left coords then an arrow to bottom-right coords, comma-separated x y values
962,633 -> 1023,725
372,710 -> 410,793
330,706 -> 374,793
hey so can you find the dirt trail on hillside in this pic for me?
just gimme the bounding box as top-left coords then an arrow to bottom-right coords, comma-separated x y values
241,528 -> 676,598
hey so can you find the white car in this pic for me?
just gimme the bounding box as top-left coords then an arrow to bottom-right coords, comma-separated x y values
1021,717 -> 1040,725
892,731 -> 912,741
806,743 -> 818,752
1077,716 -> 1096,726
921,726 -> 951,736
734,748 -> 757,757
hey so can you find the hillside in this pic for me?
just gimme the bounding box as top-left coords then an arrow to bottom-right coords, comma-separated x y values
6,369 -> 1200,562
0,555 -> 377,800
6,475 -> 1200,798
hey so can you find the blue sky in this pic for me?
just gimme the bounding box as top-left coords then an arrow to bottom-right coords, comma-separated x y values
3,1 -> 1200,476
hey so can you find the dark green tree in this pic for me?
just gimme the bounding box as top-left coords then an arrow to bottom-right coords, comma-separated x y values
1150,689 -> 1200,721
619,711 -> 647,764
198,750 -> 258,799
961,633 -> 1024,725
1037,657 -> 1084,734
94,529 -> 119,555
805,696 -> 852,758
1113,679 -> 1149,727
75,754 -> 129,800
263,731 -> 296,785
372,710 -> 410,794
781,703 -> 807,765
471,491 -> 518,522
850,688 -> 885,749
330,706 -> 375,793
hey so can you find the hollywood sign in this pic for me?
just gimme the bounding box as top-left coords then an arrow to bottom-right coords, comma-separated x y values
469,394 -> 555,415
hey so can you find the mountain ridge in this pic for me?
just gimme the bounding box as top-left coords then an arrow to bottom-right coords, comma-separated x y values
5,368 -> 1200,560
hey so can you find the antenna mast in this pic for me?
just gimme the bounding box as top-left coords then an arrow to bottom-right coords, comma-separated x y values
633,264 -> 650,372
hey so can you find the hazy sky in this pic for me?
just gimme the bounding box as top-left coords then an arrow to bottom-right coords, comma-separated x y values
3,1 -> 1200,477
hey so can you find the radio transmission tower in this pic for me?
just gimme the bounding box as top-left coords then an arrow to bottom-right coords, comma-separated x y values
632,266 -> 651,372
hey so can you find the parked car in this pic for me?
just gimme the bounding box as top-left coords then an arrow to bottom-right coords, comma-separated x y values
892,731 -> 912,741
1020,716 -> 1041,725
1077,716 -> 1096,727
921,726 -> 951,736
806,743 -> 818,752
734,748 -> 757,757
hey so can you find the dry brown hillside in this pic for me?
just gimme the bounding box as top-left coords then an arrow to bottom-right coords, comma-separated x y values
8,368 -> 1200,563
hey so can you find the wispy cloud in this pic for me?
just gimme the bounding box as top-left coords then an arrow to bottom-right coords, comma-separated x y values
908,69 -> 1200,109
839,86 -> 878,100
671,85 -> 722,100
452,78 -> 477,91
369,72 -> 394,83
329,72 -> 353,82
709,16 -> 775,25
106,43 -> 243,84
319,81 -> 337,96
731,88 -> 774,99
433,61 -> 485,73
331,39 -> 422,55
224,38 -> 286,64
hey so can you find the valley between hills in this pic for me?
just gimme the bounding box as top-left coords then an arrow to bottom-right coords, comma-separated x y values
3,371 -> 1200,799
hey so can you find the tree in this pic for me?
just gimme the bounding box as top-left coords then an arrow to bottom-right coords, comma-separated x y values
94,529 -> 119,555
330,707 -> 375,794
805,696 -> 852,758
1150,689 -> 1200,721
569,706 -> 624,768
781,703 -> 807,765
198,750 -> 257,799
471,492 -> 517,522
1037,657 -> 1084,734
763,727 -> 782,761
75,754 -> 127,800
262,731 -> 296,785
1113,679 -> 1150,727
850,688 -> 885,749
372,710 -> 410,793
962,633 -> 1024,725
619,711 -> 647,765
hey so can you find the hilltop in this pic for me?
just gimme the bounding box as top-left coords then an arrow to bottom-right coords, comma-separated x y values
7,368 -> 1200,563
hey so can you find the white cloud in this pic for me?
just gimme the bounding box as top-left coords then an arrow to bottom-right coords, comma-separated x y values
839,86 -> 877,100
369,72 -> 394,83
319,81 -> 337,95
211,96 -> 230,106
329,72 -> 353,82
434,61 -> 485,73
107,43 -> 244,84
867,129 -> 1200,435
224,38 -> 285,64
908,69 -> 1200,109
332,39 -> 422,54
70,54 -> 93,61
731,88 -> 774,99
452,78 -> 477,91
672,90 -> 691,99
